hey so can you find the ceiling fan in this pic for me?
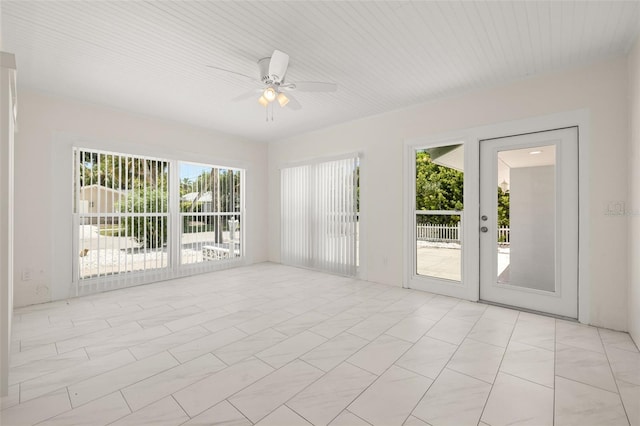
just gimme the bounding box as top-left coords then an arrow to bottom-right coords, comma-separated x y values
207,50 -> 337,113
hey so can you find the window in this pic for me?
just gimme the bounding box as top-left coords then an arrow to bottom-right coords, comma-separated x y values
281,155 -> 359,276
73,148 -> 243,291
415,144 -> 464,282
179,162 -> 242,265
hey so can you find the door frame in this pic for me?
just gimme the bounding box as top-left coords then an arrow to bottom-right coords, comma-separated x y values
403,109 -> 590,324
479,128 -> 579,318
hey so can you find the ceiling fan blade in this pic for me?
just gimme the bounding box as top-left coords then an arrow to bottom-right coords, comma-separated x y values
206,65 -> 258,82
231,89 -> 262,102
269,50 -> 289,82
285,93 -> 302,110
277,83 -> 295,92
290,81 -> 337,92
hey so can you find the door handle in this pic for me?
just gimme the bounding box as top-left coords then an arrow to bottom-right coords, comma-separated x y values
480,226 -> 488,233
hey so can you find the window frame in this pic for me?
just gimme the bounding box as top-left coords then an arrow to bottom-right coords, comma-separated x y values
71,147 -> 246,294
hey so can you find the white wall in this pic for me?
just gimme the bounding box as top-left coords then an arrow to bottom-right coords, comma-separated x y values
269,57 -> 629,331
509,166 -> 555,292
13,90 -> 268,307
628,36 -> 640,345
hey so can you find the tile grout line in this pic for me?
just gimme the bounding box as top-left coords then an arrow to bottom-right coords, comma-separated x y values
262,329 -> 405,424
222,398 -> 255,425
28,387 -> 75,426
350,302 -> 487,425
337,408 -> 374,426
476,310 -> 521,425
597,328 -> 633,426
391,364 -> 437,426
498,370 -> 554,390
166,349 -> 184,366
251,330 -> 329,369
65,350 -> 182,410
404,306 -> 486,425
553,373 -> 627,395
13,348 -> 138,405
210,326 -> 313,365
118,389 -> 134,419
170,394 -> 192,421
172,355 -> 303,420
9,348 -> 92,389
465,335 -> 511,349
274,353 -> 377,423
132,325 -> 221,357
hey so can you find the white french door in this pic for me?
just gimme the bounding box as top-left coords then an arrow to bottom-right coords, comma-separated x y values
408,143 -> 469,299
479,127 -> 578,318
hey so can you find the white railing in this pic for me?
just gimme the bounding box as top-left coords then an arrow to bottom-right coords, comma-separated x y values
498,226 -> 510,244
417,222 -> 460,242
416,223 -> 511,244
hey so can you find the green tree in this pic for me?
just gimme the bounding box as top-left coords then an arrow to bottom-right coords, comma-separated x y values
121,187 -> 168,249
79,151 -> 167,190
415,151 -> 464,225
415,150 -> 510,229
181,168 -> 242,242
497,186 -> 510,229
180,177 -> 193,196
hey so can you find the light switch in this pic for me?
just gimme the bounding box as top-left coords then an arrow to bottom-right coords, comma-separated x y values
605,201 -> 625,216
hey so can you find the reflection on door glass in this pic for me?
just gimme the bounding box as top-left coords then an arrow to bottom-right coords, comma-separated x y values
496,145 -> 556,292
415,144 -> 464,282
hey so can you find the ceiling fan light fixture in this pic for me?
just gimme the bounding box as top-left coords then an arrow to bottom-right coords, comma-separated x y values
263,86 -> 277,102
210,49 -> 337,117
277,92 -> 289,107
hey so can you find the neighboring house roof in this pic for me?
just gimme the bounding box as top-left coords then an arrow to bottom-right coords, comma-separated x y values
182,191 -> 212,203
80,184 -> 127,196
181,192 -> 199,202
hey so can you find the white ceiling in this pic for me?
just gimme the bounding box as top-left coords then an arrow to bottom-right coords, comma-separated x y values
499,145 -> 556,169
498,144 -> 556,184
2,1 -> 639,142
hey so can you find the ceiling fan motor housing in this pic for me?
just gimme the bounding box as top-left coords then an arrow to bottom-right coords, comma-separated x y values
258,57 -> 275,84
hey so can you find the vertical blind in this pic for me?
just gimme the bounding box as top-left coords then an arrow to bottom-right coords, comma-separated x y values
72,148 -> 244,296
73,149 -> 171,290
281,155 -> 359,276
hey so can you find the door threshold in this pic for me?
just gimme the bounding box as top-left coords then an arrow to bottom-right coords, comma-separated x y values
479,299 -> 578,322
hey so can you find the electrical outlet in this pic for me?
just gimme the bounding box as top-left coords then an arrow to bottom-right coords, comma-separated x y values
21,268 -> 33,281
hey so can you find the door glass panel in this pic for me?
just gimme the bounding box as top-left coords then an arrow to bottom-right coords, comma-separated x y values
496,145 -> 556,292
415,144 -> 464,281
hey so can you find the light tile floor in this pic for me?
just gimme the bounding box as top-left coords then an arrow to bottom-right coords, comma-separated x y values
2,263 -> 639,426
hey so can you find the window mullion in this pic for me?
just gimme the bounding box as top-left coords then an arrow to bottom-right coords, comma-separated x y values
169,158 -> 180,274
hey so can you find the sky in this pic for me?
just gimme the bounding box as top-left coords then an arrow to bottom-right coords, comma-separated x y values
180,162 -> 212,182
